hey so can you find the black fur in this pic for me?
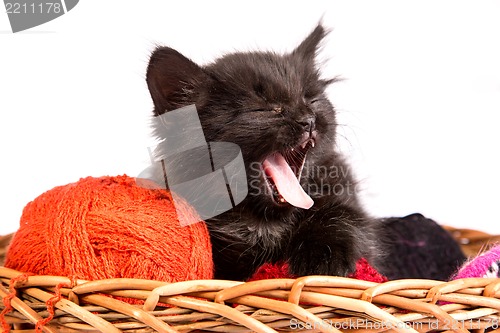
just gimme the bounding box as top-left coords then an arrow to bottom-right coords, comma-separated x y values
146,24 -> 382,281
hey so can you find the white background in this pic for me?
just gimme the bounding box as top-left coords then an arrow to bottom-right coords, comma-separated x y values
1,1 -> 499,236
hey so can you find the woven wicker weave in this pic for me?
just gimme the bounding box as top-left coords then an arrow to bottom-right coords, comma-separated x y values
444,226 -> 500,258
0,234 -> 12,268
1,229 -> 499,333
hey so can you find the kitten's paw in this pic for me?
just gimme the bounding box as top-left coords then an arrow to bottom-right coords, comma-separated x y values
288,241 -> 358,277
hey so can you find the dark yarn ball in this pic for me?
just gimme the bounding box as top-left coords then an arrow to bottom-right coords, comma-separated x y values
380,213 -> 466,280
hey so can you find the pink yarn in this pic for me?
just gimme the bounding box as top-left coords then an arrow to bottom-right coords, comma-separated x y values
452,245 -> 500,279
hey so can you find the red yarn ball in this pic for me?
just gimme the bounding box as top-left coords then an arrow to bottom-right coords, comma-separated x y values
248,258 -> 388,283
5,175 -> 213,282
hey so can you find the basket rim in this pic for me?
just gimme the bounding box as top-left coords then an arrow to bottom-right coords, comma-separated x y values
1,266 -> 500,333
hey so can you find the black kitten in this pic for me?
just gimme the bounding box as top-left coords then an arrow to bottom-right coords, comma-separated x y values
146,24 -> 382,281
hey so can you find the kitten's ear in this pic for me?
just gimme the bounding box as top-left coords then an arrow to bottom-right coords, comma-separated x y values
146,47 -> 206,115
292,24 -> 328,64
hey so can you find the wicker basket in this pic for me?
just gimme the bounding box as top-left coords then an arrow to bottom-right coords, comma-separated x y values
1,228 -> 499,333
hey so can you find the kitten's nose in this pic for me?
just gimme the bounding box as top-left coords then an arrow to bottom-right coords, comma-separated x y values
296,115 -> 316,133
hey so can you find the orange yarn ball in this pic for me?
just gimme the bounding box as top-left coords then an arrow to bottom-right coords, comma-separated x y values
5,175 -> 213,282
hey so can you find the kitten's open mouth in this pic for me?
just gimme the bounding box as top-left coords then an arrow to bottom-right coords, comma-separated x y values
262,136 -> 315,209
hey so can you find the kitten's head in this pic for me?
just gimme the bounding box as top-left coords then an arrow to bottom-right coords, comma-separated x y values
146,24 -> 338,217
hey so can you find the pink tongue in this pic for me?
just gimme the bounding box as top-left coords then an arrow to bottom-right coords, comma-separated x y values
263,153 -> 314,209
